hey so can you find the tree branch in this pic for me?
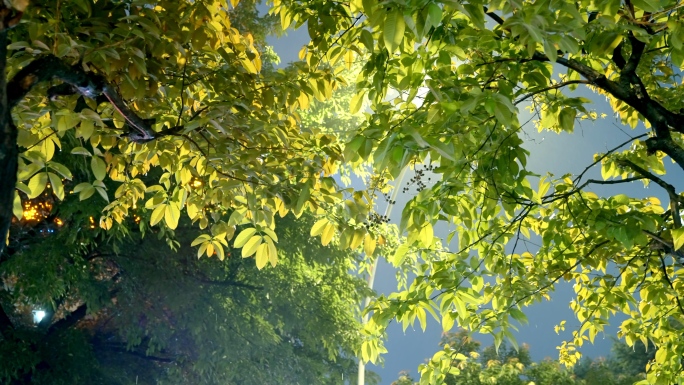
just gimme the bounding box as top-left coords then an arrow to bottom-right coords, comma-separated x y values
483,6 -> 504,25
46,289 -> 118,338
6,55 -> 156,143
659,255 -> 684,317
527,52 -> 684,169
514,80 -> 589,105
0,301 -> 14,338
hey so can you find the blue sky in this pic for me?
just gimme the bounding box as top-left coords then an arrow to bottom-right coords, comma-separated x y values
262,11 -> 684,385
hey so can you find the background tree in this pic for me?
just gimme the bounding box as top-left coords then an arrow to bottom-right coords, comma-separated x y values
0,187 -> 375,384
394,332 -> 650,385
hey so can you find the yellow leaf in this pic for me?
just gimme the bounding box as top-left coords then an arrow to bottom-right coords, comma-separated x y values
255,242 -> 269,269
672,228 -> 684,250
265,236 -> 278,267
191,234 -> 211,247
344,49 -> 354,70
234,228 -> 257,248
350,90 -> 366,114
150,204 -> 166,226
350,229 -> 365,249
164,202 -> 181,229
364,234 -> 377,256
419,223 -> 434,247
321,223 -> 335,246
310,218 -> 328,236
214,241 -> 225,260
99,217 -> 113,230
242,235 -> 262,258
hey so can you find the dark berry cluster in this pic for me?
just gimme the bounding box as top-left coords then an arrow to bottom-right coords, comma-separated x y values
381,191 -> 397,205
402,164 -> 435,193
365,212 -> 390,228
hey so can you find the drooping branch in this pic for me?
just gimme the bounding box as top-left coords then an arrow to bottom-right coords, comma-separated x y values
6,55 -> 156,143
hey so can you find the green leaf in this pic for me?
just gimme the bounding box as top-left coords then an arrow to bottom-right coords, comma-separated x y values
12,193 -> 22,220
383,10 -> 405,53
350,90 -> 366,114
558,107 -> 575,132
359,29 -> 374,51
48,162 -> 73,179
631,0 -> 661,12
425,3 -> 443,31
672,228 -> 684,251
392,243 -> 410,266
47,172 -> 64,200
295,184 -> 311,215
71,146 -> 91,156
27,172 -> 48,199
91,156 -> 107,180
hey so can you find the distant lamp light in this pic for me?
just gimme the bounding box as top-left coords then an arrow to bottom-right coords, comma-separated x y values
33,310 -> 46,324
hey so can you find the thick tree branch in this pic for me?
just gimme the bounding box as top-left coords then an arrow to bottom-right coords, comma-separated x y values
0,29 -> 16,259
528,52 -> 684,169
0,300 -> 14,337
46,289 -> 118,338
45,302 -> 87,338
620,33 -> 646,87
7,55 -> 156,143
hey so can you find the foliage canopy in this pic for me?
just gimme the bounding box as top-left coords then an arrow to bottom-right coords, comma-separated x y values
2,0 -> 684,383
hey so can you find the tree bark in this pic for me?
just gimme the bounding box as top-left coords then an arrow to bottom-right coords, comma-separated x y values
0,26 -> 16,261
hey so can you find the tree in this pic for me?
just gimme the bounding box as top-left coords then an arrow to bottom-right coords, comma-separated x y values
4,0 -> 684,383
395,332 -> 576,385
0,185 -> 375,384
267,0 -> 684,382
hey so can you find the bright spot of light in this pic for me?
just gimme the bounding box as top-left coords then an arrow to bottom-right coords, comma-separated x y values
33,310 -> 46,324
